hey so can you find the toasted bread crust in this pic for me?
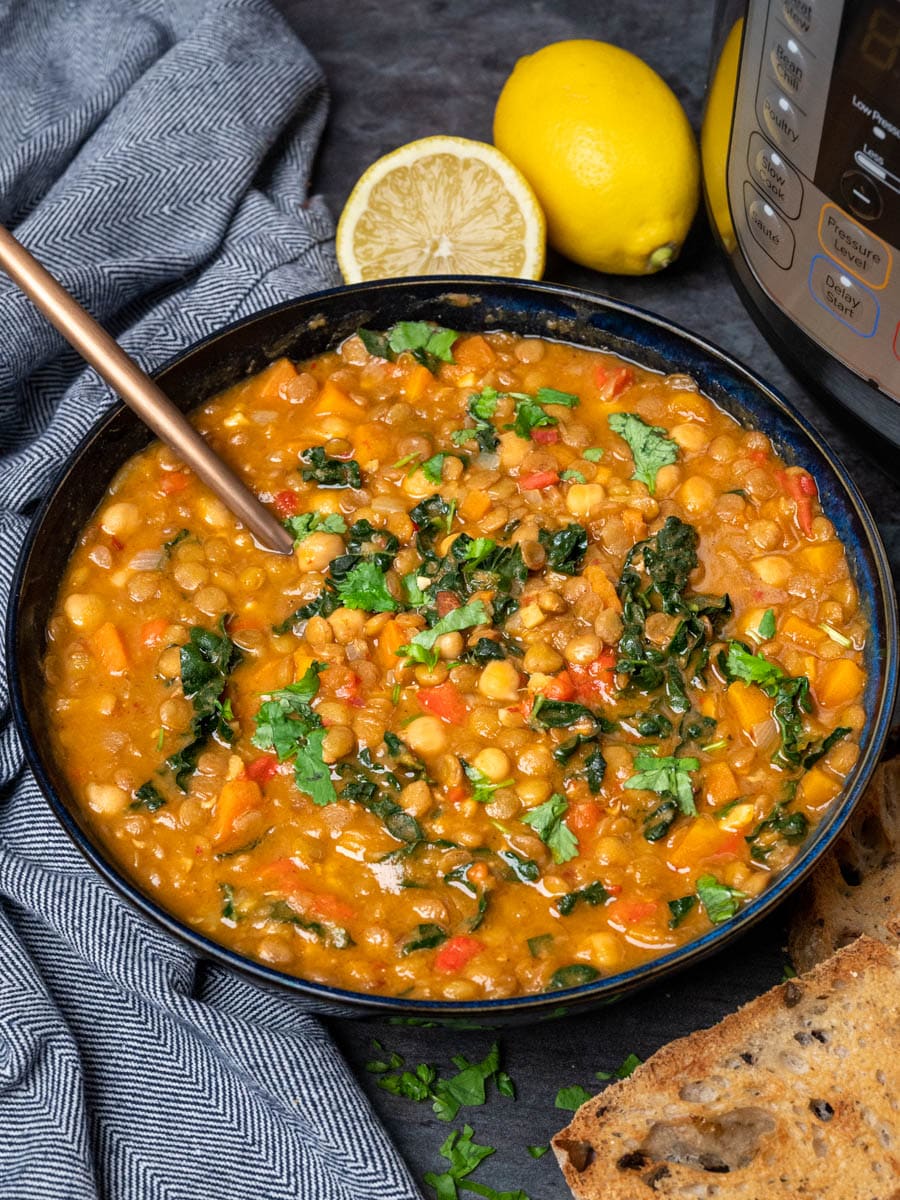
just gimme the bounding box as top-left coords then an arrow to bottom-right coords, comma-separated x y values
789,757 -> 900,973
552,937 -> 900,1199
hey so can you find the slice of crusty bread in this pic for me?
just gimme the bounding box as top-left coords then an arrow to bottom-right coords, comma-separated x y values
552,936 -> 900,1199
789,756 -> 900,973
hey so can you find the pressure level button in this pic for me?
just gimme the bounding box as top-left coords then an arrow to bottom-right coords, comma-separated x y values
818,203 -> 891,288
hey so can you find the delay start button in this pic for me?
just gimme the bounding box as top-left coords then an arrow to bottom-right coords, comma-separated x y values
744,182 -> 795,269
808,255 -> 879,337
818,203 -> 891,288
748,131 -> 802,218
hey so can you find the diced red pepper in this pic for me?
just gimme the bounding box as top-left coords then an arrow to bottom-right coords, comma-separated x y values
262,858 -> 356,923
445,785 -> 468,804
518,469 -> 559,491
334,670 -> 364,707
778,470 -> 818,537
608,898 -> 660,924
161,471 -> 189,494
139,617 -> 169,648
531,427 -> 560,445
567,651 -> 617,702
595,364 -> 634,400
417,681 -> 469,725
434,935 -> 484,973
244,754 -> 278,784
436,590 -> 462,617
748,448 -> 768,465
274,489 -> 301,518
567,800 -> 602,837
542,672 -> 576,702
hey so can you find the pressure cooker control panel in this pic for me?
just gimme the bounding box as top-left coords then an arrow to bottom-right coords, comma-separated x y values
728,0 -> 900,402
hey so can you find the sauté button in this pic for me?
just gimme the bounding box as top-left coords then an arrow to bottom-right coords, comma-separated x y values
748,131 -> 803,218
818,203 -> 891,288
744,183 -> 795,269
761,90 -> 801,151
808,255 -> 879,336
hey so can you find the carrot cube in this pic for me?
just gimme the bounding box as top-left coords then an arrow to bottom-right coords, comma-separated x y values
210,778 -> 262,845
815,659 -> 865,710
453,335 -> 495,373
799,542 -> 843,575
781,614 -> 826,649
313,378 -> 360,421
725,681 -> 772,732
702,762 -> 740,808
798,766 -> 840,810
402,364 -> 434,402
459,491 -> 492,521
91,622 -> 128,674
583,564 -> 622,612
253,357 -> 298,405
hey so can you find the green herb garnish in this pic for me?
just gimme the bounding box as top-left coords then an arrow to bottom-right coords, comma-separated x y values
696,874 -> 746,923
556,881 -> 609,916
300,445 -> 362,489
554,1085 -> 593,1111
285,512 -> 348,542
521,793 -> 578,865
607,412 -> 678,494
252,662 -> 336,806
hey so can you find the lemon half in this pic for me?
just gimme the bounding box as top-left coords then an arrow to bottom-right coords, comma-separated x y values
336,135 -> 546,283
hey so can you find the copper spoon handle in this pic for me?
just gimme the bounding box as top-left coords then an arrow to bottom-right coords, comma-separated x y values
0,225 -> 294,556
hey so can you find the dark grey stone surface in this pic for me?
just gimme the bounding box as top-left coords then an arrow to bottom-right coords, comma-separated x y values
276,4 -> 897,1196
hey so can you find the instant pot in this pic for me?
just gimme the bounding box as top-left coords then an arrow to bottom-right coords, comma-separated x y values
703,0 -> 900,446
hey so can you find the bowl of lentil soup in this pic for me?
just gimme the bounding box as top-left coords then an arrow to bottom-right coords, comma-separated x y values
9,278 -> 897,1021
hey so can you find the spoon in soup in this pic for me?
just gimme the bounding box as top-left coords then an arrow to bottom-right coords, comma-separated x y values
0,225 -> 294,556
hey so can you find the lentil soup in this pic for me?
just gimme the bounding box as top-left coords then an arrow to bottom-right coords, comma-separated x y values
42,324 -> 868,1000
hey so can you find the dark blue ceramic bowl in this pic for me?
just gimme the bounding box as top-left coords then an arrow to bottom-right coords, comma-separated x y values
8,277 -> 897,1023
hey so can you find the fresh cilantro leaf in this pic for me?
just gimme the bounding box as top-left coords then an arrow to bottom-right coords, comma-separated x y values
560,469 -> 586,483
335,560 -> 398,612
721,641 -> 787,689
424,1125 -> 494,1199
462,760 -> 513,803
535,387 -> 579,408
420,453 -> 447,483
521,793 -> 578,864
300,446 -> 362,489
219,882 -> 237,921
401,599 -> 488,654
402,572 -> 430,606
468,387 -> 501,420
595,1053 -> 642,1081
583,447 -> 603,462
130,782 -> 166,812
555,1085 -> 593,1111
538,523 -> 588,575
556,881 -> 608,916
388,321 -> 458,367
285,512 -> 347,542
607,412 -> 678,494
667,895 -> 697,927
624,751 -> 699,816
527,1145 -> 549,1159
432,1044 -> 501,1121
509,396 -> 554,440
357,327 -> 392,359
527,933 -> 553,958
696,874 -> 746,923
252,663 -> 336,805
460,537 -> 498,564
547,964 -> 599,991
757,608 -> 777,640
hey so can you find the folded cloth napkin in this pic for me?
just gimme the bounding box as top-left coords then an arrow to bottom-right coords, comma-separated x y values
0,2 -> 421,1197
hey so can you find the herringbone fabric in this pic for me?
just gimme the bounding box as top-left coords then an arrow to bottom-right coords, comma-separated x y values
0,2 -> 420,1197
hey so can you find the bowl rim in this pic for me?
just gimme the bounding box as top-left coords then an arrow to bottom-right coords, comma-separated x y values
8,274 -> 898,1017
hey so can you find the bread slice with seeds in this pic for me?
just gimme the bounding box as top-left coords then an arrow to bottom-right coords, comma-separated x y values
552,936 -> 899,1199
789,756 -> 899,972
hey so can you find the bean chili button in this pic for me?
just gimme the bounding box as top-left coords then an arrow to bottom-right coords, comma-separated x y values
817,203 -> 891,289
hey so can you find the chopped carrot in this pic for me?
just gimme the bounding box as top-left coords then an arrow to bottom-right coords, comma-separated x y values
453,334 -> 494,372
595,364 -> 634,400
90,622 -> 128,674
375,618 -> 409,670
261,858 -> 356,923
702,762 -> 740,808
417,681 -> 469,725
799,541 -> 843,575
668,815 -> 734,869
434,934 -> 483,973
781,614 -> 826,649
607,897 -> 659,924
459,490 -> 491,521
210,778 -> 262,845
798,766 -> 840,809
254,357 -> 299,405
139,617 -> 169,648
402,363 -> 433,402
815,658 -> 865,709
313,378 -> 359,421
161,471 -> 189,495
583,564 -> 622,612
353,421 -> 393,467
725,681 -> 772,732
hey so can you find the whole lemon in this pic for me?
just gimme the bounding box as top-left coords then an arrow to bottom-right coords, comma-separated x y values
493,40 -> 700,275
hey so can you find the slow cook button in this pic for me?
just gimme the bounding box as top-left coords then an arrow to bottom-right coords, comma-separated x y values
748,131 -> 803,218
818,202 -> 891,288
770,34 -> 807,97
761,90 -> 801,150
808,255 -> 879,336
744,183 -> 795,269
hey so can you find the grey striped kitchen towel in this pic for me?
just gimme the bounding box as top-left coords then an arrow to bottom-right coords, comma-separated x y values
0,2 -> 420,1197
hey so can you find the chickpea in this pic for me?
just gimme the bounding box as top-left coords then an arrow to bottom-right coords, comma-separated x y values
581,931 -> 624,972
405,715 -> 448,757
748,519 -> 782,550
523,642 -> 564,675
317,699 -> 352,726
566,483 -> 606,520
295,532 -> 345,573
484,791 -> 520,820
669,422 -> 709,452
594,836 -> 630,867
564,632 -> 601,665
414,663 -> 449,687
159,697 -> 192,730
477,659 -> 521,702
63,593 -> 105,632
516,778 -> 552,807
676,475 -> 717,515
99,502 -> 140,538
400,780 -> 432,818
85,782 -> 129,815
516,744 -> 555,777
435,631 -> 464,659
304,615 -> 334,650
328,607 -> 366,644
473,747 -> 512,782
536,589 -> 567,614
173,561 -> 209,592
752,555 -> 791,587
321,724 -> 356,763
654,463 -> 682,496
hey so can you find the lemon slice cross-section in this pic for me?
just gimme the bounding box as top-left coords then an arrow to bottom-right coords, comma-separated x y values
335,135 -> 546,284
